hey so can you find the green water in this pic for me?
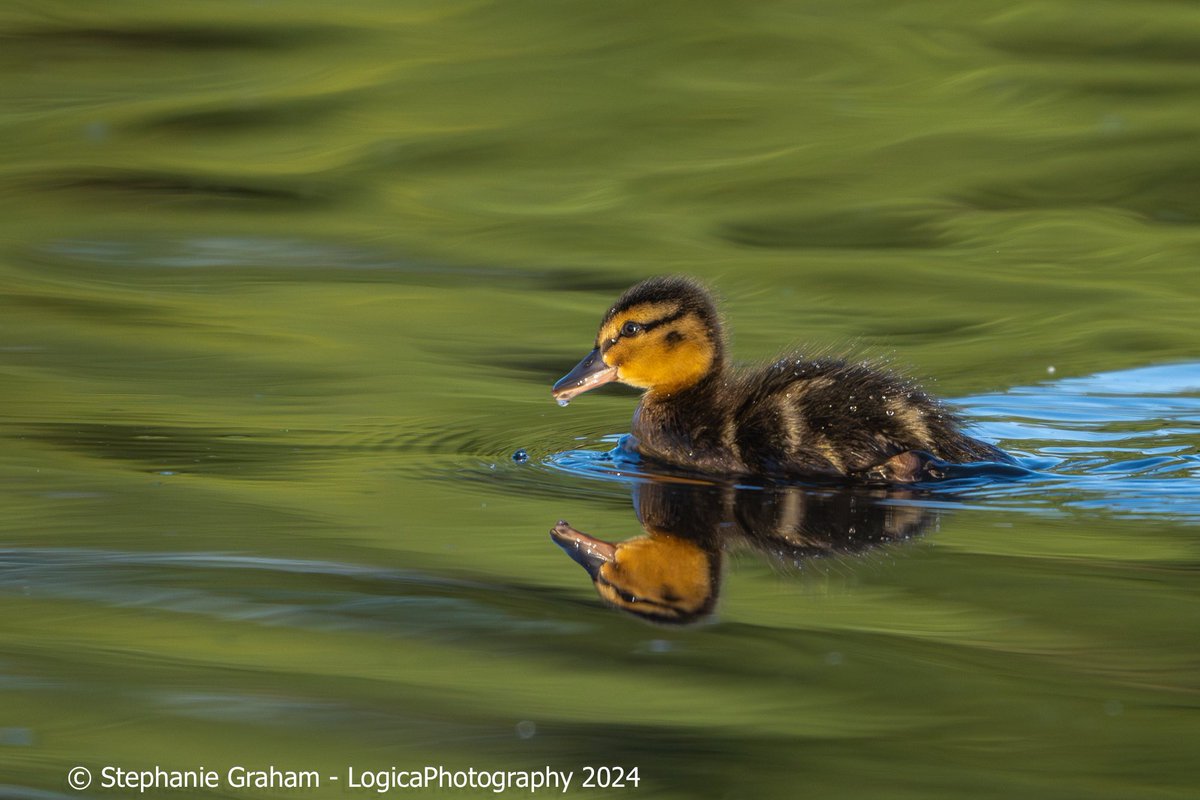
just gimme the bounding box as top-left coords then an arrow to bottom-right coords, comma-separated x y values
2,2 -> 1199,798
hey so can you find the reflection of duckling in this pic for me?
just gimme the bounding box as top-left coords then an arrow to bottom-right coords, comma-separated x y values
552,521 -> 718,624
552,276 -> 1009,482
551,478 -> 935,624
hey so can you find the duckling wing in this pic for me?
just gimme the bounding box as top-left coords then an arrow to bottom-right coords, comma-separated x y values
732,357 -> 978,477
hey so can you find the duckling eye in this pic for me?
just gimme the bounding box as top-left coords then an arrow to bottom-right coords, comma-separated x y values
621,321 -> 643,337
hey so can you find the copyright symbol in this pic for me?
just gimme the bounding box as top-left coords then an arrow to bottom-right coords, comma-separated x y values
68,766 -> 92,790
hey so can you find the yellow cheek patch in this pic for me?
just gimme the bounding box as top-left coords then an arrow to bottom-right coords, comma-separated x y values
596,534 -> 712,615
604,312 -> 714,394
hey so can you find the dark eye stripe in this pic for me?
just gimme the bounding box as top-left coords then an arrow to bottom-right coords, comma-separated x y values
636,308 -> 688,333
596,574 -> 681,611
599,308 -> 690,352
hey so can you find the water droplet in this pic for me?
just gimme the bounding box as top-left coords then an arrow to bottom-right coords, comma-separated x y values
511,449 -> 529,463
886,410 -> 894,416
849,405 -> 857,412
825,651 -> 844,666
515,720 -> 537,739
556,397 -> 570,407
1047,365 -> 1056,374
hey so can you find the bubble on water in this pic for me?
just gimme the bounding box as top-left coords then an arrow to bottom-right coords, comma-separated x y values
511,449 -> 529,463
1047,365 -> 1056,374
84,121 -> 110,142
0,727 -> 34,747
825,651 -> 844,666
556,397 -> 570,407
1098,114 -> 1125,134
515,720 -> 537,739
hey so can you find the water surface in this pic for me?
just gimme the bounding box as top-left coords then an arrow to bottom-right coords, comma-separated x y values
2,2 -> 1199,798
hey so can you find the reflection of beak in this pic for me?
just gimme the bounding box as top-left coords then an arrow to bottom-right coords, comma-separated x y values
551,348 -> 618,404
550,520 -> 617,577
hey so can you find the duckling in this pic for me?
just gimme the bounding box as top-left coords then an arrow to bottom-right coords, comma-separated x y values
552,276 -> 1009,482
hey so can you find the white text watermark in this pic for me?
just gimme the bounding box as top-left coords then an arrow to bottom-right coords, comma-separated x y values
67,764 -> 642,794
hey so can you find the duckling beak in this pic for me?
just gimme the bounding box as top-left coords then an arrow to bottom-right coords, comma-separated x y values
551,347 -> 618,404
550,520 -> 617,577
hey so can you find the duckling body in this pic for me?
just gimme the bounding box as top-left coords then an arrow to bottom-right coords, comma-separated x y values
553,276 -> 1008,482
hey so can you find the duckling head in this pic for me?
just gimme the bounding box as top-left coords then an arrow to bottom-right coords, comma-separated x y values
552,276 -> 725,403
550,520 -> 719,624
